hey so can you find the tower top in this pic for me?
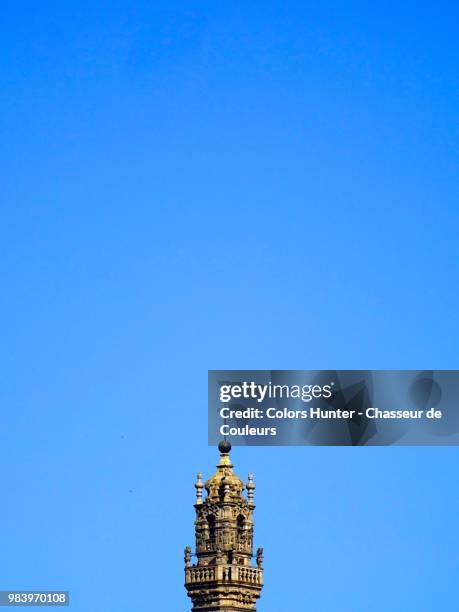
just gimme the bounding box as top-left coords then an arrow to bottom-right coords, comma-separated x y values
184,444 -> 263,611
204,442 -> 244,502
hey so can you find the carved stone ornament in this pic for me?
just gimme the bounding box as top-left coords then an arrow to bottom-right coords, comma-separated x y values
184,442 -> 263,611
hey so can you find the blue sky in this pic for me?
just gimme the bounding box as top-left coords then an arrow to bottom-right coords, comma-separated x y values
1,2 -> 458,611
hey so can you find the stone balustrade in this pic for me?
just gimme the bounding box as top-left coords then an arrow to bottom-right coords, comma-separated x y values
185,565 -> 262,586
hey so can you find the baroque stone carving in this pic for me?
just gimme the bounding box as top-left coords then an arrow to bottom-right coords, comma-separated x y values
184,442 -> 263,611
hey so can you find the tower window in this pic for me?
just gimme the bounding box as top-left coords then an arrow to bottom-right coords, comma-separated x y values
208,515 -> 216,540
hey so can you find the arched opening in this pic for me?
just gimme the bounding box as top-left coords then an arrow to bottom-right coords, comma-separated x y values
237,514 -> 245,537
208,515 -> 216,543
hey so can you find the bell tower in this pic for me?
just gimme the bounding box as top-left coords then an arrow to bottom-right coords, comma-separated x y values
184,441 -> 264,611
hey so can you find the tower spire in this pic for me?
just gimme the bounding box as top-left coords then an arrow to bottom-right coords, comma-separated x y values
184,442 -> 264,611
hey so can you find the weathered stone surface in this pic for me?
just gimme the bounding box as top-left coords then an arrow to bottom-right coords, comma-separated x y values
184,445 -> 263,611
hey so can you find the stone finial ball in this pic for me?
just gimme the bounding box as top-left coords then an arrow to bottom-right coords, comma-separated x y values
218,440 -> 232,454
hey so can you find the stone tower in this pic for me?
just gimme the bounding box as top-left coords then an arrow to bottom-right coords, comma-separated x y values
184,441 -> 264,611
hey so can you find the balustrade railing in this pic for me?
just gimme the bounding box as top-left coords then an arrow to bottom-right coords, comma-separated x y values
185,565 -> 262,586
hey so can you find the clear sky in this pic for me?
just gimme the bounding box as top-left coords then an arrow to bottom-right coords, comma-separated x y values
1,2 -> 458,611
